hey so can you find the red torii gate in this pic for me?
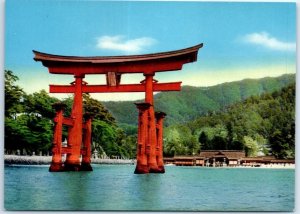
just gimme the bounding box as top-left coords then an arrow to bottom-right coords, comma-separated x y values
33,43 -> 203,173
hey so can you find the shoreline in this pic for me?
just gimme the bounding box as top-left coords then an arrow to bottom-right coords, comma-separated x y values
4,155 -> 295,169
4,155 -> 135,165
165,163 -> 295,169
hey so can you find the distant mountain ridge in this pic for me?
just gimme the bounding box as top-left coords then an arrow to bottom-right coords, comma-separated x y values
103,74 -> 295,126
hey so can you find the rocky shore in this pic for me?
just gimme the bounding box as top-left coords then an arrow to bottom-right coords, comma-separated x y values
4,155 -> 135,165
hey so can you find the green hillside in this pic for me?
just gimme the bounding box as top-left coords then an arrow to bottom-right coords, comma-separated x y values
103,74 -> 295,126
163,82 -> 295,158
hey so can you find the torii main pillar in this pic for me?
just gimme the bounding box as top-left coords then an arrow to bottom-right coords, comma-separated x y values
33,43 -> 203,173
144,74 -> 160,172
134,74 -> 167,173
134,103 -> 151,174
64,75 -> 84,171
49,103 -> 66,172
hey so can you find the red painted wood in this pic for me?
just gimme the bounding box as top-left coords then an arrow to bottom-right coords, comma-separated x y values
49,82 -> 182,93
61,147 -> 72,154
81,114 -> 93,171
50,85 -> 75,93
144,74 -> 159,173
62,118 -> 74,127
80,149 -> 87,156
46,60 -> 185,75
134,103 -> 151,174
155,112 -> 167,173
49,104 -> 65,172
82,123 -> 87,130
33,44 -> 203,75
64,76 -> 83,171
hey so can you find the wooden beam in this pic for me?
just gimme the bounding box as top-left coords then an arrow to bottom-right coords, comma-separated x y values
61,147 -> 72,154
50,85 -> 75,93
49,82 -> 181,93
62,118 -> 74,127
34,43 -> 203,75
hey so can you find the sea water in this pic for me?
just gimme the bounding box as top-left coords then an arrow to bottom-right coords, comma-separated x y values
4,165 -> 294,211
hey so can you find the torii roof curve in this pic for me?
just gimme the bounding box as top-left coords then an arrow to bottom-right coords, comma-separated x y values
33,43 -> 203,75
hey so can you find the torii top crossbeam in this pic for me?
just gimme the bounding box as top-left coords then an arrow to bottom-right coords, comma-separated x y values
33,43 -> 203,93
33,43 -> 203,75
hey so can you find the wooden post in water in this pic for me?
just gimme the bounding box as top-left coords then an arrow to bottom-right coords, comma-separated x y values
64,75 -> 84,171
134,103 -> 151,174
49,103 -> 66,172
144,74 -> 159,173
81,113 -> 93,171
155,111 -> 167,173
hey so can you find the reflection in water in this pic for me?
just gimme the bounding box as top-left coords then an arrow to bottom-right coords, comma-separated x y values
50,172 -> 92,210
130,173 -> 164,210
5,165 -> 295,211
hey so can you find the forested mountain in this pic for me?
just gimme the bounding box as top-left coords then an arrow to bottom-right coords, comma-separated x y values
163,83 -> 295,159
103,74 -> 295,126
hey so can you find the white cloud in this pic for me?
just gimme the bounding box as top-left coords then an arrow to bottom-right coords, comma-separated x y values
243,32 -> 295,52
96,35 -> 156,53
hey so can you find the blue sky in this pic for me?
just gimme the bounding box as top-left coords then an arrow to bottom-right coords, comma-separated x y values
5,0 -> 296,101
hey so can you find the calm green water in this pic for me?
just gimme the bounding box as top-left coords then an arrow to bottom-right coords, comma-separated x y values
4,165 -> 294,211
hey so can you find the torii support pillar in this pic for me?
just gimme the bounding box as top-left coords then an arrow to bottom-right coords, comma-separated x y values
144,74 -> 160,173
81,113 -> 93,171
64,75 -> 84,171
49,103 -> 66,172
134,103 -> 151,174
155,111 -> 167,173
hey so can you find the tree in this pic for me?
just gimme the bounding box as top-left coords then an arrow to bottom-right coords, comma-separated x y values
188,135 -> 200,155
5,71 -> 54,154
5,116 -> 32,153
27,116 -> 53,153
243,136 -> 259,157
199,131 -> 210,150
118,134 -> 137,159
228,140 -> 244,150
164,128 -> 187,156
5,70 -> 25,117
83,94 -> 115,125
24,90 -> 59,118
5,114 -> 53,154
269,128 -> 294,159
92,119 -> 117,151
212,135 -> 228,150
